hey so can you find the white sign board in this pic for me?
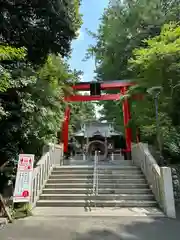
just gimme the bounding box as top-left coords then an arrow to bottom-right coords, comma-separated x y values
13,154 -> 34,203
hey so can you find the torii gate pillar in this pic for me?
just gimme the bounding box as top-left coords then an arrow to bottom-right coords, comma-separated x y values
61,106 -> 70,153
121,86 -> 132,160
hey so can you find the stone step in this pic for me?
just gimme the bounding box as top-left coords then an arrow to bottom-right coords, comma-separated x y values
51,169 -> 142,175
53,166 -> 139,171
47,178 -> 146,184
54,165 -> 137,169
45,183 -> 149,189
36,200 -> 157,207
65,160 -> 131,165
40,193 -> 154,201
49,174 -> 144,179
43,188 -> 152,195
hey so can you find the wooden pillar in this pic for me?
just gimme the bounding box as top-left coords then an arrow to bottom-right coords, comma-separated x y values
62,106 -> 70,153
121,87 -> 132,160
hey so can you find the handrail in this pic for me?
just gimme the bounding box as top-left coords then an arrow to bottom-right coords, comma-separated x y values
31,143 -> 63,208
96,152 -> 99,197
92,151 -> 97,194
92,151 -> 98,207
132,143 -> 162,205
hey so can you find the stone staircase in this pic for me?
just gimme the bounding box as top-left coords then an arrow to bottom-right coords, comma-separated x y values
36,162 -> 157,208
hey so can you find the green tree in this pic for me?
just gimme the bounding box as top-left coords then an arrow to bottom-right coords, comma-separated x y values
0,0 -> 82,62
86,0 -> 180,126
129,23 -> 180,162
85,0 -> 180,162
69,101 -> 96,134
0,49 -> 61,161
0,1 -> 97,191
0,46 -> 84,159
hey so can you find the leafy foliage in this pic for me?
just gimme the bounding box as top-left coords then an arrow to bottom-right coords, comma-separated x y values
0,48 -> 95,190
130,23 -> 180,90
0,0 -> 82,62
129,22 -> 180,161
0,50 -> 60,162
87,0 -> 180,162
0,1 -> 96,193
69,101 -> 96,134
0,48 -> 95,161
0,45 -> 26,92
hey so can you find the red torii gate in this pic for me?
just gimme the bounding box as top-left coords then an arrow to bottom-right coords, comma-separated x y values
62,80 -> 140,159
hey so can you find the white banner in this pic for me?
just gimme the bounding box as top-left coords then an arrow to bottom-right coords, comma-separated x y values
13,154 -> 34,203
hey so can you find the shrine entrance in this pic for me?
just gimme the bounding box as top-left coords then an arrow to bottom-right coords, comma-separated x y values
61,80 -> 139,160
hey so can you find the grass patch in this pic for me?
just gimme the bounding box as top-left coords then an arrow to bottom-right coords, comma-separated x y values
11,203 -> 33,219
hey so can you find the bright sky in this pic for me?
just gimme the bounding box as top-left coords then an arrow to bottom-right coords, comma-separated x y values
69,0 -> 109,82
69,0 -> 109,119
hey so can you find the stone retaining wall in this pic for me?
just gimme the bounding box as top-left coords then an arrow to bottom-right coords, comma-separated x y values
171,165 -> 180,205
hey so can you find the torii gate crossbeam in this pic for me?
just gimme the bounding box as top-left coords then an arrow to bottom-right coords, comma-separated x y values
62,80 -> 139,160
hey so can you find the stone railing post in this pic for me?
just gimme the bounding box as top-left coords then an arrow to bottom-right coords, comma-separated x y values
160,167 -> 176,218
30,143 -> 63,208
132,143 -> 176,218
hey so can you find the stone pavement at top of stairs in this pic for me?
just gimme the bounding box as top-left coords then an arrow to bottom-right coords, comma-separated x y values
1,208 -> 180,240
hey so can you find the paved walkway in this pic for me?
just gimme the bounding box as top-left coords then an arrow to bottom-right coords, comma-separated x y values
1,214 -> 180,240
32,207 -> 165,217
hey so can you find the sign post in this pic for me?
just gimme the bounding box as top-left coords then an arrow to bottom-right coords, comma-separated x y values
13,154 -> 34,203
